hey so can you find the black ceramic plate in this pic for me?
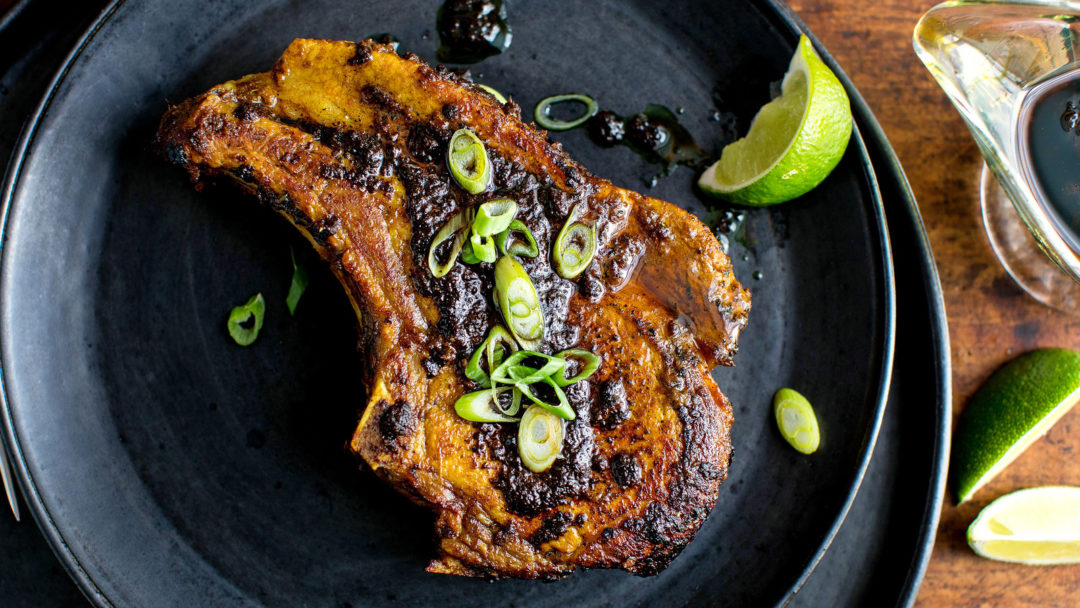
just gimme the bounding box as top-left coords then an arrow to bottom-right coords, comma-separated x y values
0,1 -> 895,606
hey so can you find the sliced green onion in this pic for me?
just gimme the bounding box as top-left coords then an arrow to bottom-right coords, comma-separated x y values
285,247 -> 309,316
465,325 -> 517,387
494,255 -> 545,350
533,94 -> 598,131
479,84 -> 508,104
553,349 -> 601,387
428,207 -> 473,277
773,388 -> 820,454
491,350 -> 566,386
518,404 -> 565,472
470,231 -> 497,263
495,220 -> 539,258
460,241 -> 480,265
518,377 -> 575,420
455,388 -> 520,423
474,198 -> 518,237
447,128 -> 492,194
553,204 -> 597,279
227,293 -> 265,346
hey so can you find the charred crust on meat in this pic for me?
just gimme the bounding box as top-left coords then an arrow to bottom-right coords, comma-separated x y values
530,511 -> 572,547
378,400 -> 415,444
441,104 -> 459,119
407,123 -> 449,164
360,85 -> 405,118
348,41 -> 373,66
593,380 -> 630,430
610,453 -> 642,488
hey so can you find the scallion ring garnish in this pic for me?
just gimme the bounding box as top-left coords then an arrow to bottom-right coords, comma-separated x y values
470,231 -> 498,263
517,376 -> 575,420
285,247 -> 309,316
518,404 -> 565,473
533,94 -> 598,131
428,207 -> 473,277
473,198 -> 518,237
494,255 -> 545,350
227,293 -> 265,346
460,241 -> 481,265
553,349 -> 601,387
495,220 -> 539,258
447,128 -> 492,194
490,350 -> 566,386
466,325 -> 517,388
479,84 -> 508,104
455,387 -> 521,423
553,204 -> 597,279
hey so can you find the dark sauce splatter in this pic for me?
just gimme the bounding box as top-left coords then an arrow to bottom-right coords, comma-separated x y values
584,104 -> 711,178
704,207 -> 747,254
436,0 -> 512,64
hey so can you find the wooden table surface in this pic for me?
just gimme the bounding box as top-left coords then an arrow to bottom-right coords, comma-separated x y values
785,0 -> 1080,605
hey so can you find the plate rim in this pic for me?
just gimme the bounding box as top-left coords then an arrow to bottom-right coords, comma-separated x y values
0,1 -> 899,606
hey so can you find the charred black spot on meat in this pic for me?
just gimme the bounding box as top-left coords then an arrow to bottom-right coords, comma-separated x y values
378,400 -> 415,443
441,104 -> 459,119
531,511 -> 572,547
594,380 -> 630,430
348,42 -> 373,66
407,123 -> 449,164
610,453 -> 642,488
360,85 -> 405,118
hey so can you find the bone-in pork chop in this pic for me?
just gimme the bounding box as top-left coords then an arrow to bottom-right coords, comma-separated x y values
156,38 -> 750,579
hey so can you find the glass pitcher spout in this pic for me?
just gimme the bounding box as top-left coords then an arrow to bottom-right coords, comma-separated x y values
915,0 -> 1080,283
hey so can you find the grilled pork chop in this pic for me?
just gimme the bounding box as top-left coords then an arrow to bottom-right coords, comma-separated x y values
157,38 -> 750,579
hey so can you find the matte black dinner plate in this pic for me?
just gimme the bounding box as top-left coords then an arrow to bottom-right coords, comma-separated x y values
0,1 -> 897,606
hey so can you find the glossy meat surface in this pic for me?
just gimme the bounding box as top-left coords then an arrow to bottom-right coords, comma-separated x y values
157,38 -> 750,578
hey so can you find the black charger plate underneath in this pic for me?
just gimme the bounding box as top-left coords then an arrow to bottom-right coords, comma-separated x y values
0,0 -> 946,606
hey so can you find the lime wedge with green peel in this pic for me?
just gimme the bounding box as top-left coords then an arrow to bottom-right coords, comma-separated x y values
953,348 -> 1080,503
698,34 -> 852,206
968,486 -> 1080,564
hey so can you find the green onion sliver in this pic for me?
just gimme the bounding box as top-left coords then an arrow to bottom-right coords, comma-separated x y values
518,377 -> 575,420
470,231 -> 497,263
285,247 -> 309,316
479,84 -> 508,104
474,198 -> 518,237
428,207 -> 473,277
455,388 -> 520,423
466,325 -> 517,388
460,241 -> 480,265
227,293 -> 265,346
447,128 -> 492,194
553,349 -> 601,387
494,255 -> 545,350
553,204 -> 597,279
496,220 -> 539,258
491,350 -> 566,386
533,94 -> 598,131
773,388 -> 820,454
518,404 -> 565,472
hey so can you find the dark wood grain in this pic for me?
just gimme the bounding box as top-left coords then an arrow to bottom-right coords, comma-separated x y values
785,0 -> 1080,604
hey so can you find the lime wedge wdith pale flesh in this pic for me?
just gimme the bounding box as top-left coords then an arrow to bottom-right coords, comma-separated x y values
952,348 -> 1080,503
968,486 -> 1080,565
697,34 -> 852,206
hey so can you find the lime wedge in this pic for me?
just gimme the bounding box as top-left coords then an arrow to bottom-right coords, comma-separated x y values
953,348 -> 1080,503
698,34 -> 852,206
968,486 -> 1080,564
